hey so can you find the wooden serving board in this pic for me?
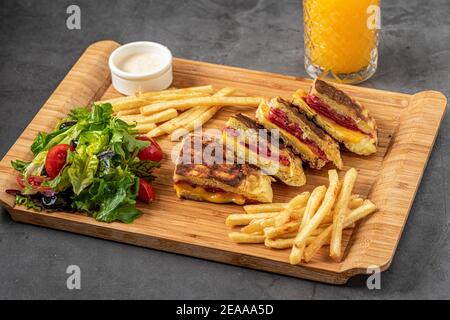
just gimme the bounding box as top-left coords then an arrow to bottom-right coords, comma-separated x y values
0,41 -> 446,284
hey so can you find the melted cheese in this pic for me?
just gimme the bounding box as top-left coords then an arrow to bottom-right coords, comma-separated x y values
174,183 -> 246,205
317,115 -> 366,143
293,92 -> 367,144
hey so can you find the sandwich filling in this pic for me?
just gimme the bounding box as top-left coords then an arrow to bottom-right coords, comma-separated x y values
223,127 -> 290,166
267,107 -> 328,161
174,181 -> 247,205
303,94 -> 364,134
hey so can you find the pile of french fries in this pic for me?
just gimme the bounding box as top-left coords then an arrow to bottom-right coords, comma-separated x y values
97,85 -> 262,141
226,168 -> 377,264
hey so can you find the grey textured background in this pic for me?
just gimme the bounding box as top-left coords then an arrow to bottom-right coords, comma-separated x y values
0,0 -> 449,299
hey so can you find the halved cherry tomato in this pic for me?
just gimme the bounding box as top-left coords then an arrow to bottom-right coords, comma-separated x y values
136,136 -> 163,162
17,175 -> 52,193
45,144 -> 70,179
137,178 -> 156,203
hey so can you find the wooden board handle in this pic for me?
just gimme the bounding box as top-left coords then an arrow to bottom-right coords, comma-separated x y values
341,90 -> 447,278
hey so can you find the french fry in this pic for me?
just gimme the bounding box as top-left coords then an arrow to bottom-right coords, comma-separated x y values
148,88 -> 236,138
138,85 -> 214,98
348,197 -> 364,209
228,232 -> 265,244
170,107 -> 219,141
278,232 -> 299,239
304,200 -> 377,262
134,123 -> 157,134
110,98 -> 151,112
118,114 -> 145,122
240,207 -> 305,234
330,168 -> 358,261
99,85 -> 213,106
141,96 -> 262,115
110,91 -> 212,112
294,170 -> 340,248
265,237 -> 295,249
264,221 -> 301,239
290,186 -> 327,264
225,212 -> 279,226
146,107 -> 199,138
275,192 -> 310,226
116,108 -> 141,116
241,217 -> 277,234
243,203 -> 287,214
265,236 -> 319,249
169,88 -> 235,141
136,108 -> 178,124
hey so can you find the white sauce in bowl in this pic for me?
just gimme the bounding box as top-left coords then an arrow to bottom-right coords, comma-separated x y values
117,52 -> 165,75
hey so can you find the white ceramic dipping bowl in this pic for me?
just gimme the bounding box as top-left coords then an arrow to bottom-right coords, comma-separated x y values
109,41 -> 173,95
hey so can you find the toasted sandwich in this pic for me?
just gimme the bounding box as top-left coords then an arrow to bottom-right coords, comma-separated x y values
256,97 -> 343,170
222,113 -> 306,187
292,79 -> 378,155
173,134 -> 273,205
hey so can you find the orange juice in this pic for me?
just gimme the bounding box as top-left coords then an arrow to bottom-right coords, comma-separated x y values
304,0 -> 380,83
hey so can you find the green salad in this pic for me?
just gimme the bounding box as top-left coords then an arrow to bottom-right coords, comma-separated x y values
9,103 -> 161,223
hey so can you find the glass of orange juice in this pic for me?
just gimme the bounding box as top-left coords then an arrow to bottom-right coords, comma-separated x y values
303,0 -> 381,84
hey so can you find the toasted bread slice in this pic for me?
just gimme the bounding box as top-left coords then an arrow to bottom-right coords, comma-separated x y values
256,97 -> 343,169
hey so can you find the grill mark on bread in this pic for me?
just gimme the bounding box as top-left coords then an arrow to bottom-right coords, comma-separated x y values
175,134 -> 254,187
274,97 -> 327,140
314,79 -> 366,120
231,113 -> 263,130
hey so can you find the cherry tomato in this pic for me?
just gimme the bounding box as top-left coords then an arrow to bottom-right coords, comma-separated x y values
136,136 -> 163,162
137,178 -> 156,203
45,144 -> 70,179
16,175 -> 25,188
17,175 -> 52,193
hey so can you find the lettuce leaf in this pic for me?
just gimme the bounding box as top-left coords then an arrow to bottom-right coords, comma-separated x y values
68,153 -> 99,195
15,194 -> 42,211
78,130 -> 110,155
73,166 -> 141,223
42,166 -> 71,192
11,160 -> 30,173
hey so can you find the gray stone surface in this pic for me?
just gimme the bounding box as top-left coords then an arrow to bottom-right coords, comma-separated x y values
0,0 -> 449,299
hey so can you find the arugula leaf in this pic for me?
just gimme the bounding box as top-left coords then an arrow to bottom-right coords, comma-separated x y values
130,160 -> 160,182
11,160 -> 30,173
68,153 -> 99,195
73,166 -> 141,223
15,194 -> 42,211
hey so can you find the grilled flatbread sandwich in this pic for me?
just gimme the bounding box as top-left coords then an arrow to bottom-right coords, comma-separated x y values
173,134 -> 273,205
256,97 -> 343,170
292,79 -> 378,155
222,113 -> 306,187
